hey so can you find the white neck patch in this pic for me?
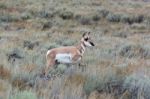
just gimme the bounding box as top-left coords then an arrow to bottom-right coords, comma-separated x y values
84,41 -> 92,47
81,43 -> 85,51
80,43 -> 85,54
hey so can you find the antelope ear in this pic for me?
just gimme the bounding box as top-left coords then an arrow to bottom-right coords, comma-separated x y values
82,32 -> 86,37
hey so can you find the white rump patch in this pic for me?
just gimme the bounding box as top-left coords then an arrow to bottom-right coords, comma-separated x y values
55,53 -> 72,63
46,50 -> 51,56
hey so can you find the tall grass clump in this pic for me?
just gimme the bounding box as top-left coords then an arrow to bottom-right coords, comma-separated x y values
0,80 -> 11,99
119,43 -> 150,59
83,75 -> 102,96
24,51 -> 45,69
83,64 -> 131,98
11,72 -> 36,90
123,74 -> 150,99
60,85 -> 85,99
56,64 -> 67,74
11,90 -> 37,99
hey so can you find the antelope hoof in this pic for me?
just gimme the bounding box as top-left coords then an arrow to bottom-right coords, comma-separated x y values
79,63 -> 86,67
44,75 -> 51,80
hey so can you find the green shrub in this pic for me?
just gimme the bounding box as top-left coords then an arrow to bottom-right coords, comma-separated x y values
119,44 -> 150,59
83,75 -> 102,95
47,43 -> 60,49
119,43 -> 133,58
98,9 -> 109,18
131,15 -> 144,24
131,23 -> 146,30
55,37 -> 76,46
38,10 -> 55,18
121,14 -> 144,24
23,40 -> 39,50
92,14 -> 101,22
106,12 -> 144,24
0,13 -> 21,22
106,13 -> 121,22
59,10 -> 74,20
21,12 -> 33,20
25,51 -> 45,68
77,15 -> 92,25
123,74 -> 150,99
11,72 -> 34,90
145,16 -> 150,27
120,14 -> 131,23
56,64 -> 67,74
62,39 -> 76,46
42,21 -> 53,30
83,66 -> 125,96
0,3 -> 7,9
11,90 -> 37,99
6,48 -> 24,63
140,45 -> 150,59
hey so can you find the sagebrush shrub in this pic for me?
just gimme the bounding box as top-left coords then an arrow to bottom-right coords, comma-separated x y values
11,90 -> 37,99
123,74 -> 150,99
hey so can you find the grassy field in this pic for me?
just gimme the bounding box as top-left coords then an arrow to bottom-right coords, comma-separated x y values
0,0 -> 150,99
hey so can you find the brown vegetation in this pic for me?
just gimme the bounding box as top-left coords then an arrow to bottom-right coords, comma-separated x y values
0,0 -> 150,99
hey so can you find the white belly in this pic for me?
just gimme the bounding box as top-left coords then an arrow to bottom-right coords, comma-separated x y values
55,53 -> 72,63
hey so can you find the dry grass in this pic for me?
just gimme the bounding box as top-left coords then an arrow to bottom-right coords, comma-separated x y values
0,65 -> 11,80
88,91 -> 114,99
0,0 -> 150,99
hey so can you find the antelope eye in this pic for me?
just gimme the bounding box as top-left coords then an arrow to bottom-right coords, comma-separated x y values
84,38 -> 88,41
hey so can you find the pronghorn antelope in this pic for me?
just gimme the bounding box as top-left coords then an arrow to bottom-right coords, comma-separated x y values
44,32 -> 95,76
